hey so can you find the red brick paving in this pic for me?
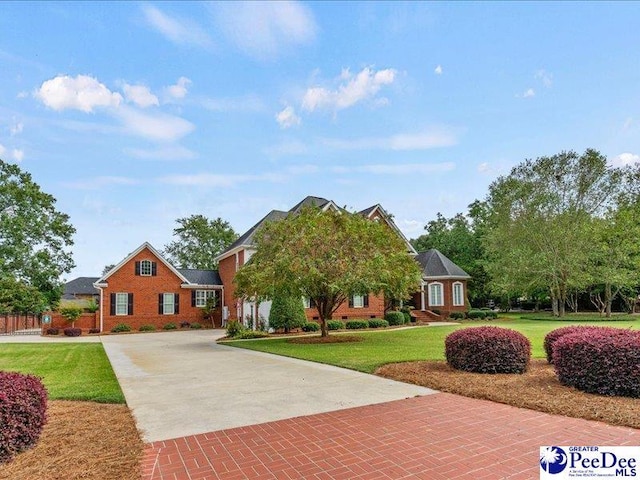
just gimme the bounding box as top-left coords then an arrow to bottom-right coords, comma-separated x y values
142,393 -> 640,480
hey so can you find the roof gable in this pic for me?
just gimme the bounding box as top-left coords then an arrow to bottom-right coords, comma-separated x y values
360,204 -> 417,255
216,210 -> 289,261
415,249 -> 470,279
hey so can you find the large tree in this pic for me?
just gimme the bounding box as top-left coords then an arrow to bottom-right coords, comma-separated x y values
481,149 -> 622,316
164,215 -> 238,269
234,206 -> 421,337
0,159 -> 75,307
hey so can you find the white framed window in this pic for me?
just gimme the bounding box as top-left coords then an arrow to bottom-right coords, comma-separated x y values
163,293 -> 175,315
352,295 -> 364,308
302,297 -> 311,309
140,259 -> 152,276
195,290 -> 216,307
453,282 -> 464,307
115,293 -> 128,316
428,282 -> 444,307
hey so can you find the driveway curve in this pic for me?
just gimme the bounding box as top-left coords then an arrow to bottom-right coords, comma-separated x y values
101,330 -> 435,442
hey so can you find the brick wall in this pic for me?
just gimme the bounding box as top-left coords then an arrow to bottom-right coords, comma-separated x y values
218,253 -> 239,321
304,293 -> 386,321
48,312 -> 98,330
412,279 -> 468,317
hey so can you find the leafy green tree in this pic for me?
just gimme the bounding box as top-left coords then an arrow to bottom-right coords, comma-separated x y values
269,293 -> 306,333
234,206 -> 421,337
164,215 -> 238,269
0,160 -> 75,306
482,149 -> 622,316
0,277 -> 48,314
59,306 -> 83,327
102,264 -> 115,275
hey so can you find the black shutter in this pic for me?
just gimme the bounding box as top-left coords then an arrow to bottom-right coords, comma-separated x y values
110,293 -> 116,316
364,294 -> 369,307
349,296 -> 354,308
159,294 -> 164,314
310,298 -> 316,308
128,293 -> 134,315
151,262 -> 157,276
135,261 -> 140,275
191,290 -> 196,307
174,294 -> 179,314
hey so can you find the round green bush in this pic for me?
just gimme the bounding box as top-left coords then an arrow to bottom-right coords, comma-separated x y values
163,322 -> 177,330
484,311 -> 498,319
400,307 -> 412,324
139,324 -> 156,332
0,372 -> 48,464
302,322 -> 320,332
111,323 -> 131,333
327,320 -> 344,331
190,322 -> 203,329
346,320 -> 369,329
226,320 -> 243,337
445,326 -> 531,374
466,310 -> 487,319
367,319 -> 389,328
450,312 -> 464,320
269,294 -> 306,333
384,311 -> 405,326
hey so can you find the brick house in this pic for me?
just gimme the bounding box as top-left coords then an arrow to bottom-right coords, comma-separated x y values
215,196 -> 469,326
93,243 -> 223,332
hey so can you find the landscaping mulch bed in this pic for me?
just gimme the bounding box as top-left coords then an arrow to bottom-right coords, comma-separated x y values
0,401 -> 143,480
377,359 -> 640,429
288,335 -> 364,344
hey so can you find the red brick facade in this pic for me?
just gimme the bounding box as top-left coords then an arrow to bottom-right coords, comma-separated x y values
218,250 -> 242,322
96,246 -> 222,332
304,293 -> 386,321
412,279 -> 468,318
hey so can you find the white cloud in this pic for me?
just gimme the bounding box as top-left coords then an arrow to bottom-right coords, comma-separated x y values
12,149 -> 24,162
201,94 -> 265,112
322,128 -> 457,151
165,77 -> 191,100
123,84 -> 159,108
521,88 -> 535,98
115,106 -> 195,142
263,140 -> 308,157
35,75 -> 123,112
212,1 -> 317,59
0,143 -> 6,157
477,162 -> 490,173
302,67 -> 397,113
141,4 -> 212,48
157,173 -> 279,187
63,176 -> 138,190
123,145 -> 196,160
399,219 -> 422,234
275,106 -> 301,128
10,121 -> 23,136
535,69 -> 553,88
610,152 -> 640,167
434,65 -> 443,75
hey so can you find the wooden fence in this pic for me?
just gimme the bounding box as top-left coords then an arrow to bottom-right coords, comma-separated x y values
0,314 -> 41,335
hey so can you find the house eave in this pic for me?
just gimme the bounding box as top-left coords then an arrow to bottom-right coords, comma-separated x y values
422,275 -> 471,281
180,284 -> 223,290
214,245 -> 252,262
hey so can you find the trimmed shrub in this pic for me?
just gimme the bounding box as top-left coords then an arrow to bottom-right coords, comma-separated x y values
346,320 -> 369,330
384,311 -> 405,326
139,324 -> 156,332
553,329 -> 640,397
190,322 -> 203,329
45,328 -> 59,336
110,323 -> 131,333
269,294 -> 306,333
466,310 -> 486,319
301,322 -> 320,332
226,320 -> 243,337
180,321 -> 191,329
0,371 -> 48,464
368,319 -> 389,329
238,330 -> 270,339
484,311 -> 498,320
450,312 -> 464,320
163,322 -> 177,330
543,325 -> 621,363
88,328 -> 100,334
63,328 -> 81,337
445,326 -> 531,374
327,320 -> 344,331
400,307 -> 412,324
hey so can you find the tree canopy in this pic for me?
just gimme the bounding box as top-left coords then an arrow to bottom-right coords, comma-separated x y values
0,159 -> 75,308
164,215 -> 238,269
234,206 -> 421,336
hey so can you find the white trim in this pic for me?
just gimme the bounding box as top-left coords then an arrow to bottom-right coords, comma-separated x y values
364,204 -> 418,255
428,282 -> 444,307
163,293 -> 175,315
352,294 -> 364,308
423,275 -> 471,280
115,292 -> 128,316
97,286 -> 104,332
139,259 -> 152,276
214,244 -> 251,263
452,281 -> 464,307
420,282 -> 426,311
180,284 -> 223,289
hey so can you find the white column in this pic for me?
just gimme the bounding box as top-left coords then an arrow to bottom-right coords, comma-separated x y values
421,282 -> 426,311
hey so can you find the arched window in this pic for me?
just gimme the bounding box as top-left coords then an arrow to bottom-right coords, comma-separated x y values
452,282 -> 464,306
140,259 -> 152,276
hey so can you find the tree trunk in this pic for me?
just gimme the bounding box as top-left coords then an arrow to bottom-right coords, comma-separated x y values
550,289 -> 559,317
605,283 -> 612,318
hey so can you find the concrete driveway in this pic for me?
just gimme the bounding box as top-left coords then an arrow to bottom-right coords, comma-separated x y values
101,330 -> 435,442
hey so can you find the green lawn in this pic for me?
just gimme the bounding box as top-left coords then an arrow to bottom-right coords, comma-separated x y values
224,318 -> 639,373
0,343 -> 125,403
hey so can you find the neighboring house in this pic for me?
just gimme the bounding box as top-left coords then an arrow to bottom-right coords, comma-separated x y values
215,195 -> 468,325
62,277 -> 100,301
412,249 -> 471,320
93,242 -> 223,332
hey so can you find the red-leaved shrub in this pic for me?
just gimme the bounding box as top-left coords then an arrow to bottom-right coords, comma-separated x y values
0,371 -> 48,463
63,327 -> 82,337
552,329 -> 640,398
544,325 -> 621,363
45,328 -> 59,335
445,326 -> 531,374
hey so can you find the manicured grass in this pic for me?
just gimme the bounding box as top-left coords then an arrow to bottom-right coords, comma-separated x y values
224,319 -> 639,374
505,311 -> 637,322
0,343 -> 125,403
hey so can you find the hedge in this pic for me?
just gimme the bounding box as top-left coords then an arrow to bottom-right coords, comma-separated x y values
139,325 -> 156,332
368,319 -> 389,328
445,326 -> 531,374
63,328 -> 82,337
110,323 -> 131,333
553,329 -> 640,398
543,325 -> 621,363
346,320 -> 369,330
327,320 -> 344,331
450,312 -> 464,320
466,310 -> 486,319
0,372 -> 48,464
301,322 -> 320,332
163,323 -> 177,330
384,311 -> 405,326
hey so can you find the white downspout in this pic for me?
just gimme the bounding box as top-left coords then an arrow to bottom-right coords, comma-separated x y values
98,286 -> 104,332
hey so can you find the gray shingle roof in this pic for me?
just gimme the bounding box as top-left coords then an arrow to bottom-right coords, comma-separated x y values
359,205 -> 378,217
415,249 -> 470,279
288,196 -> 330,214
178,269 -> 222,285
63,277 -> 100,299
221,209 -> 289,255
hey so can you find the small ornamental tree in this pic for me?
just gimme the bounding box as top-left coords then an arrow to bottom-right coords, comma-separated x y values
269,293 -> 306,333
59,306 -> 82,328
235,206 -> 421,337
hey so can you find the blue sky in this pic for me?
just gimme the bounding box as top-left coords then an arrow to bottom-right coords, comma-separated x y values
1,2 -> 639,278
